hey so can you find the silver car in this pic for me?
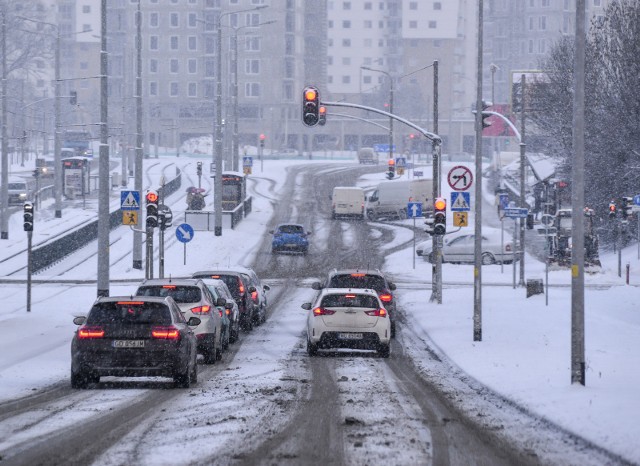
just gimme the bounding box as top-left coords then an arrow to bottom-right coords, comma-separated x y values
416,228 -> 517,265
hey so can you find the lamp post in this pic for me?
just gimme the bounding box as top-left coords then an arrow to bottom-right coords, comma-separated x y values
230,20 -> 275,172
214,5 -> 267,236
361,66 -> 394,161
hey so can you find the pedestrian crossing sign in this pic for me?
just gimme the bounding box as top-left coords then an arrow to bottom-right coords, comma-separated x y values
122,211 -> 139,225
453,212 -> 468,227
120,191 -> 141,211
450,192 -> 471,211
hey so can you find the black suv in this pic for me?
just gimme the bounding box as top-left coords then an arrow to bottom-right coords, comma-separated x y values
312,269 -> 398,337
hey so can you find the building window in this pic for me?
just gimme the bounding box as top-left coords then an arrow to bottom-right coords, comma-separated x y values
188,13 -> 197,28
364,2 -> 372,9
539,16 -> 547,30
170,59 -> 179,73
342,76 -> 350,84
170,36 -> 179,50
327,76 -> 333,84
149,12 -> 159,28
150,59 -> 158,73
82,5 -> 91,13
245,82 -> 260,97
188,83 -> 197,97
245,59 -> 260,74
342,38 -> 351,46
364,20 -> 372,28
434,2 -> 442,10
529,17 -> 534,30
149,82 -> 158,96
328,20 -> 333,28
343,1 -> 351,9
409,1 -> 417,9
363,76 -> 371,84
409,20 -> 417,28
188,58 -> 197,73
342,57 -> 351,65
80,61 -> 88,70
428,20 -> 437,28
246,13 -> 260,27
170,13 -> 179,28
205,59 -> 215,77
150,36 -> 159,50
188,36 -> 197,51
343,20 -> 351,28
170,82 -> 179,97
246,36 -> 260,51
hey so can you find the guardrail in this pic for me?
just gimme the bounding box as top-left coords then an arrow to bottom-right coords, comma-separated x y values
32,167 -> 182,274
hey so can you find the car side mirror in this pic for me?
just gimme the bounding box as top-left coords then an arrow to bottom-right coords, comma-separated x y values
248,286 -> 257,293
187,317 -> 201,327
389,283 -> 397,291
263,284 -> 271,292
269,230 -> 274,234
225,302 -> 234,310
73,316 -> 86,325
311,282 -> 322,290
216,297 -> 226,307
307,231 -> 313,235
301,303 -> 312,310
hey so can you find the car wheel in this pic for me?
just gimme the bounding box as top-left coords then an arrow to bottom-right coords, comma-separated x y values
203,336 -> 217,365
243,314 -> 253,332
174,365 -> 192,388
366,210 -> 376,221
307,339 -> 318,357
230,323 -> 239,343
481,252 -> 496,265
378,344 -> 391,358
390,321 -> 396,339
215,343 -> 223,361
70,369 -> 91,389
189,358 -> 198,384
397,209 -> 407,220
222,328 -> 230,350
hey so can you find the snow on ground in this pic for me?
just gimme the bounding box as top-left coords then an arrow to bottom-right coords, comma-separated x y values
0,151 -> 639,464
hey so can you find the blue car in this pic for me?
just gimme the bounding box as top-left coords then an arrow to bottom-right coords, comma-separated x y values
270,223 -> 311,254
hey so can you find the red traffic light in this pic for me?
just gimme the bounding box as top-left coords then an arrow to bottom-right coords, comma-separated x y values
259,133 -> 266,140
146,190 -> 159,203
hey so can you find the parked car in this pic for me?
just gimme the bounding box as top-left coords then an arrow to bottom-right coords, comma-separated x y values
192,269 -> 261,331
135,278 -> 223,364
70,296 -> 200,388
312,269 -> 398,338
200,278 -> 240,346
303,288 -> 391,358
270,223 -> 311,255
417,227 -> 516,265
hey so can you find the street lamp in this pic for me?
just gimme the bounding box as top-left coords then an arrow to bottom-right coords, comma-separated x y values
230,20 -> 276,172
361,66 -> 394,161
214,4 -> 267,236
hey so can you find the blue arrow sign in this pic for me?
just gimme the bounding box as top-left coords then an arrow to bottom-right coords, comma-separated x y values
499,193 -> 510,210
407,202 -> 422,218
120,191 -> 140,211
633,194 -> 640,206
176,223 -> 194,243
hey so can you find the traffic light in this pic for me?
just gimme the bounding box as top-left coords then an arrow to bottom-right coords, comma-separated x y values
471,100 -> 492,130
33,168 -> 40,178
196,162 -> 202,177
608,200 -> 617,220
302,86 -> 319,126
259,133 -> 266,148
621,197 -> 633,220
146,190 -> 159,228
70,91 -> 77,105
386,158 -> 395,180
159,207 -> 173,231
318,106 -> 327,126
23,202 -> 34,232
433,197 -> 446,235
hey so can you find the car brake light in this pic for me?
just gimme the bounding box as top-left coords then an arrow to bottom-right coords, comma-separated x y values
313,307 -> 336,316
365,308 -> 387,317
379,293 -> 393,303
152,326 -> 180,340
162,285 -> 176,289
345,294 -> 356,298
351,273 -> 365,277
116,301 -> 144,305
218,309 -> 224,317
191,305 -> 211,314
211,275 -> 220,279
78,326 -> 105,339
226,308 -> 230,316
251,290 -> 258,301
238,279 -> 245,294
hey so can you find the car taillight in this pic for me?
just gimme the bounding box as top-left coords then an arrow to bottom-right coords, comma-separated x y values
313,307 -> 336,316
505,244 -> 512,252
226,308 -> 230,316
251,290 -> 258,301
152,326 -> 180,340
218,309 -> 223,317
191,305 -> 211,314
78,326 -> 105,339
365,308 -> 387,317
238,279 -> 245,294
379,293 -> 393,303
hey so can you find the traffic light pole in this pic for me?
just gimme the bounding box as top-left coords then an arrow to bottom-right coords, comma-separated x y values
26,230 -> 32,313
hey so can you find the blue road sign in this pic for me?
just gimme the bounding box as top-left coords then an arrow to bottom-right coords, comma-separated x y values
120,191 -> 140,211
176,223 -> 194,243
407,202 -> 422,218
633,194 -> 640,206
413,170 -> 423,177
243,156 -> 253,167
499,193 -> 509,210
503,207 -> 528,218
451,192 -> 471,211
395,157 -> 406,167
373,143 -> 396,153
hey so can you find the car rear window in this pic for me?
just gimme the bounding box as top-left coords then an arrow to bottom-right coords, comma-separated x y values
87,302 -> 171,325
278,225 -> 304,234
328,274 -> 386,291
136,285 -> 201,303
321,294 -> 379,309
194,274 -> 241,296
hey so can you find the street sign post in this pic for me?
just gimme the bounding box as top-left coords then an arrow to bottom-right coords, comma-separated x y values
407,202 -> 423,269
503,207 -> 528,218
447,165 -> 473,191
176,223 -> 194,265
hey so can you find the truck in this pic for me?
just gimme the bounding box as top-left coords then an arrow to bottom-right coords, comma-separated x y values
365,178 -> 433,221
357,147 -> 379,165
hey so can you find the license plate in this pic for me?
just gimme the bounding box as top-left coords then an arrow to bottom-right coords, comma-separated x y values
113,340 -> 145,348
338,333 -> 363,340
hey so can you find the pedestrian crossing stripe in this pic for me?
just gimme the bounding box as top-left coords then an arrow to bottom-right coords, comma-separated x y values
451,192 -> 471,211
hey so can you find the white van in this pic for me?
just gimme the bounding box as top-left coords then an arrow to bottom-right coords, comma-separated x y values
8,178 -> 33,206
365,178 -> 433,220
331,186 -> 365,220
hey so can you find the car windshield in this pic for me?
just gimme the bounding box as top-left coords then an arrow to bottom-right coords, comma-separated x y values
136,285 -> 201,303
329,274 -> 386,291
86,302 -> 171,325
8,183 -> 26,190
278,225 -> 304,234
321,294 -> 379,309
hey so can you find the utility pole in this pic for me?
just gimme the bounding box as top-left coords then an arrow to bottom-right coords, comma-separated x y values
97,0 -> 110,297
133,0 -> 143,270
519,74 -> 526,287
54,28 -> 62,218
571,0 -> 586,386
431,60 -> 442,304
473,0 -> 484,342
1,10 -> 9,240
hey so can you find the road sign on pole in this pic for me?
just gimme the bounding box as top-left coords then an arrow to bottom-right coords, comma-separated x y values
407,202 -> 422,218
503,207 -> 528,218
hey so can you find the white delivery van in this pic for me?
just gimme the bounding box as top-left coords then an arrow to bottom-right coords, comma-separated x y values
331,186 -> 365,220
365,178 -> 433,221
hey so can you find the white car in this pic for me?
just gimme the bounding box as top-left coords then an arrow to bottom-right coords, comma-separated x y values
135,278 -> 223,364
303,288 -> 391,358
416,227 -> 516,265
